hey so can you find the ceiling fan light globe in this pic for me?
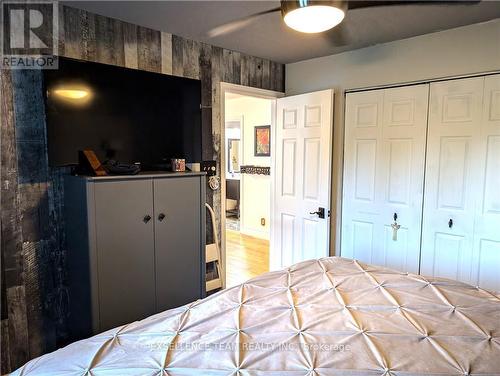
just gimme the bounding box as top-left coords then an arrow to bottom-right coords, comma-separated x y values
283,5 -> 345,33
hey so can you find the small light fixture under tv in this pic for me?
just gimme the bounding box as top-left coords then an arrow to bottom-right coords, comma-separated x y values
53,88 -> 90,99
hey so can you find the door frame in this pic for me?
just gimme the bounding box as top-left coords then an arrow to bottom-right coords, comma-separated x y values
220,82 -> 284,288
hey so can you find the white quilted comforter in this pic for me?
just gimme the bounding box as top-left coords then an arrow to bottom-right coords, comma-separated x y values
11,257 -> 500,375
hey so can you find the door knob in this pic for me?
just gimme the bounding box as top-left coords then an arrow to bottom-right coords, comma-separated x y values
448,219 -> 453,228
158,213 -> 166,222
310,207 -> 326,219
143,215 -> 152,223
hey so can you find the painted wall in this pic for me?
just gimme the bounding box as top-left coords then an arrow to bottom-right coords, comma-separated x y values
225,96 -> 272,239
285,19 -> 500,255
0,5 -> 284,373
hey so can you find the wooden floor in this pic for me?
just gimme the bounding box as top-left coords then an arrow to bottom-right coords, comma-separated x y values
226,230 -> 269,287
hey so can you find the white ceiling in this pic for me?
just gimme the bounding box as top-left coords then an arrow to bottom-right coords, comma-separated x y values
64,1 -> 500,64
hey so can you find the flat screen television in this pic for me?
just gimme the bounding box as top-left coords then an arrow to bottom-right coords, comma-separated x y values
43,57 -> 202,168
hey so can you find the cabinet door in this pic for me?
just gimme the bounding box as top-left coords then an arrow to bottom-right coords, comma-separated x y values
94,179 -> 155,330
342,85 -> 428,273
154,177 -> 203,312
420,77 -> 484,285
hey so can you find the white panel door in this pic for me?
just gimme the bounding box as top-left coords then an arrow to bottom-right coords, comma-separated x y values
420,77 -> 485,285
342,85 -> 428,273
271,89 -> 333,270
472,74 -> 500,292
342,90 -> 384,265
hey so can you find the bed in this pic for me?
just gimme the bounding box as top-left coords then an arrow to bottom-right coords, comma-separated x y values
11,257 -> 500,375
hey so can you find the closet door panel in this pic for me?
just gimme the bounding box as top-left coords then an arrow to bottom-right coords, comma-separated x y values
421,77 -> 484,284
472,74 -> 500,292
342,85 -> 428,273
342,90 -> 384,264
379,85 -> 428,273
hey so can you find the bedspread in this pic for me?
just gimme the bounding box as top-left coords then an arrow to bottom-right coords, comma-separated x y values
10,257 -> 500,375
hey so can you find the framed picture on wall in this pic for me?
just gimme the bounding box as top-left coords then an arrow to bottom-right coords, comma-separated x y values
254,125 -> 271,157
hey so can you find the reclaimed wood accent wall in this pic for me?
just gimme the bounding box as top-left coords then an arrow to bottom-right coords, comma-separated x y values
0,5 -> 284,373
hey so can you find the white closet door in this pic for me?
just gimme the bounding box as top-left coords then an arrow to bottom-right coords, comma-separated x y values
342,84 -> 428,273
472,74 -> 500,292
420,77 -> 484,285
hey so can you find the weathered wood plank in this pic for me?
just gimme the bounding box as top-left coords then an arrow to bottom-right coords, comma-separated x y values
199,42 -> 213,174
210,45 -> 223,250
95,13 -> 125,66
1,260 -> 8,322
23,240 -> 53,358
18,184 -> 50,243
137,26 -> 161,73
270,61 -> 277,92
240,53 -> 249,87
261,59 -> 271,90
276,63 -> 285,92
171,35 -> 184,77
210,46 -> 223,149
11,70 -> 48,184
0,69 -> 23,290
7,286 -> 29,368
123,23 -> 138,69
11,68 -> 56,360
1,319 -> 10,373
80,10 -> 97,62
254,57 -> 264,88
201,107 -> 214,245
199,43 -> 212,108
222,49 -> 234,83
182,39 -> 200,80
231,51 -> 241,85
270,61 -> 285,92
161,32 -> 172,75
61,6 -> 80,59
62,7 -> 97,61
57,4 -> 66,56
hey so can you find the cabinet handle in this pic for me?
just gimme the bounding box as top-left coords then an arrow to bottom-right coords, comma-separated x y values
448,219 -> 453,228
143,215 -> 152,223
158,213 -> 166,222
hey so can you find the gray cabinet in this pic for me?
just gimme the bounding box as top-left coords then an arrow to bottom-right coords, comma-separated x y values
64,173 -> 206,340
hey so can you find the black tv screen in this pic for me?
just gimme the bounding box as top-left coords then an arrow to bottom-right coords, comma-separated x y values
43,57 -> 202,167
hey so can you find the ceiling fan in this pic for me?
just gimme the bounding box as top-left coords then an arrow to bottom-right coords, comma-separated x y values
207,0 -> 481,39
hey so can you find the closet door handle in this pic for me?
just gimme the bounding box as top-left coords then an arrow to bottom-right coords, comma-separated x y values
158,213 -> 166,222
448,219 -> 453,228
143,215 -> 152,223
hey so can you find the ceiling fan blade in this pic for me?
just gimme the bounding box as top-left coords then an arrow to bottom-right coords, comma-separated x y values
207,7 -> 280,38
347,0 -> 481,10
